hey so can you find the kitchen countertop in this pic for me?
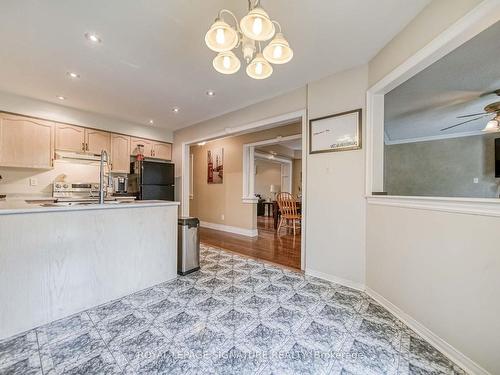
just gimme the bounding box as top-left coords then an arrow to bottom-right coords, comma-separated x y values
0,198 -> 179,215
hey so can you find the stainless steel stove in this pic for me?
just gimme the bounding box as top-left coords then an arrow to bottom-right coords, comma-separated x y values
52,182 -> 100,201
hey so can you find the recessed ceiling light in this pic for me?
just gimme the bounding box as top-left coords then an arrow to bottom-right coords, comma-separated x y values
197,141 -> 207,146
56,96 -> 66,100
206,90 -> 216,97
67,72 -> 80,79
172,107 -> 180,113
85,32 -> 102,44
149,119 -> 154,125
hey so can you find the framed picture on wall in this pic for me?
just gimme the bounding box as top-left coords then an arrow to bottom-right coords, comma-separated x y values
207,147 -> 224,184
309,109 -> 362,154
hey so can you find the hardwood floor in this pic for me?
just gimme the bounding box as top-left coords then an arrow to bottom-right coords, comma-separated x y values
199,216 -> 301,269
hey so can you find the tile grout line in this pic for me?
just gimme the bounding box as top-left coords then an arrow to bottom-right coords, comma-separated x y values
85,310 -> 136,375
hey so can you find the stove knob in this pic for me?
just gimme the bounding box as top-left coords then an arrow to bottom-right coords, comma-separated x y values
63,184 -> 69,188
55,183 -> 61,189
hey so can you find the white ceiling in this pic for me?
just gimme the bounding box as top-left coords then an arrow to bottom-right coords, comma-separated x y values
385,20 -> 500,142
0,0 -> 429,131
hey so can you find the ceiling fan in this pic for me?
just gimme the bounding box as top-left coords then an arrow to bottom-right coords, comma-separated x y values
440,89 -> 500,132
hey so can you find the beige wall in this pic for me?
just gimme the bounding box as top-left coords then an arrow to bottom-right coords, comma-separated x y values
173,87 -> 306,177
189,123 -> 300,230
367,1 -> 498,373
255,159 -> 281,200
0,161 -> 100,197
305,65 -> 368,288
366,204 -> 500,374
292,158 -> 302,197
368,0 -> 482,86
0,91 -> 172,142
174,1 -> 498,371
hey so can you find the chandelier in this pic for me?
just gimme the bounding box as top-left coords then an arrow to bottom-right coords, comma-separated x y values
205,0 -> 293,80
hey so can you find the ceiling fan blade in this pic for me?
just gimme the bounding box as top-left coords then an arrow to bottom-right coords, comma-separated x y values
456,112 -> 488,118
440,115 -> 490,131
479,89 -> 500,97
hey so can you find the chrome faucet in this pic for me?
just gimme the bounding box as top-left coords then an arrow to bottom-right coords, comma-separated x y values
99,150 -> 109,204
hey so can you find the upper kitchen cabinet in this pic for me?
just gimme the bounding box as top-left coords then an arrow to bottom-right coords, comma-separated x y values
0,113 -> 54,168
110,134 -> 130,173
85,129 -> 110,155
131,137 -> 152,158
55,124 -> 110,155
55,123 -> 85,152
152,142 -> 172,160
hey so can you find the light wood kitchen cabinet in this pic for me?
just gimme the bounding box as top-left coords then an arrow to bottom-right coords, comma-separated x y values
85,129 -> 110,155
130,137 -> 152,157
55,123 -> 86,152
110,134 -> 131,173
55,124 -> 110,155
0,114 -> 54,168
152,142 -> 172,160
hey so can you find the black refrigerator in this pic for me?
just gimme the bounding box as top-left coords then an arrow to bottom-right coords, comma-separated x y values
130,160 -> 175,201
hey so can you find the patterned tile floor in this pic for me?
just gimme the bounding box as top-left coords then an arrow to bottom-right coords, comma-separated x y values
0,245 -> 467,375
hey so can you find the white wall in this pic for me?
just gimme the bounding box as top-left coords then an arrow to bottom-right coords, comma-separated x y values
305,65 -> 368,289
366,204 -> 500,374
0,91 -> 172,142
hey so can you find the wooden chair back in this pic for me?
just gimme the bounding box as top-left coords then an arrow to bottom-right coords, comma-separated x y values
276,192 -> 298,218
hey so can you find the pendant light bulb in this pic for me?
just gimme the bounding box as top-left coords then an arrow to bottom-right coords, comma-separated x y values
215,28 -> 225,45
240,7 -> 275,41
223,55 -> 231,69
252,17 -> 263,36
246,53 -> 273,79
205,19 -> 238,52
263,33 -> 293,64
213,51 -> 241,74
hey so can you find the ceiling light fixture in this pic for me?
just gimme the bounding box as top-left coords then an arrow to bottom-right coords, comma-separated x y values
149,119 -> 154,125
56,96 -> 66,101
482,117 -> 500,132
213,51 -> 241,74
197,142 -> 207,146
206,90 -> 216,97
67,72 -> 80,79
172,107 -> 180,113
84,32 -> 102,44
205,0 -> 293,80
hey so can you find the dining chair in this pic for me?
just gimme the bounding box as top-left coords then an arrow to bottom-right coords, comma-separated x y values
276,192 -> 301,235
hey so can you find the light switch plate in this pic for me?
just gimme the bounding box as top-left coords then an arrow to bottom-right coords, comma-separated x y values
29,178 -> 38,186
473,177 -> 479,184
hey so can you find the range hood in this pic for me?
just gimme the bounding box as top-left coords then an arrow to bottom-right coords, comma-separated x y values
55,150 -> 101,162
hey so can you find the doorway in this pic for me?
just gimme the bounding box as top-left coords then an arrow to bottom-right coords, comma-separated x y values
181,110 -> 307,270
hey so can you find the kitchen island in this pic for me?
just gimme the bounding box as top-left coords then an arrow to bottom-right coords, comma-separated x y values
0,200 -> 179,339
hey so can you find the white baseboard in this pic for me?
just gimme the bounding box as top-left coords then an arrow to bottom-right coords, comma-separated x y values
365,287 -> 490,375
200,221 -> 258,237
305,268 -> 366,292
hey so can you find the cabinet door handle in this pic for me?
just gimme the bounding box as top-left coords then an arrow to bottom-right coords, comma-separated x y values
82,142 -> 85,151
86,143 -> 89,151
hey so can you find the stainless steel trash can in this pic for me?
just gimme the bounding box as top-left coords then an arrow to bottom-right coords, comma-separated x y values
177,217 -> 200,275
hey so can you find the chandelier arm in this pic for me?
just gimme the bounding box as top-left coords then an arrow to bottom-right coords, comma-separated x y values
248,0 -> 260,10
218,9 -> 242,32
271,20 -> 282,33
